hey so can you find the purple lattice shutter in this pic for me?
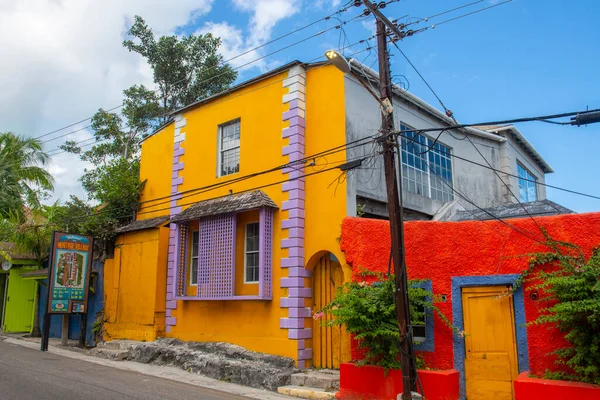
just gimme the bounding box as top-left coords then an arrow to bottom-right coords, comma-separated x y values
259,207 -> 273,300
175,224 -> 188,297
197,213 -> 236,299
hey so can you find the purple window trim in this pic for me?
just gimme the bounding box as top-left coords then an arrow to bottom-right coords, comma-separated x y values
172,207 -> 274,301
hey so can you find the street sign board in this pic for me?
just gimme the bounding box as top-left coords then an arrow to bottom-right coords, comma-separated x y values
46,232 -> 93,314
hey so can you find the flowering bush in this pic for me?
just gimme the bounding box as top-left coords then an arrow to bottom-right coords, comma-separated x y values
317,271 -> 455,370
516,243 -> 600,384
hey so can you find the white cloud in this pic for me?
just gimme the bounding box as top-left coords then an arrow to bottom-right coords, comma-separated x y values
1,0 -> 305,204
197,21 -> 265,71
232,0 -> 299,45
314,0 -> 342,9
0,0 -> 213,202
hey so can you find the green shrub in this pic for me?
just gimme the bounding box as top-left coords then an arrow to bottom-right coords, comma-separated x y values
317,271 -> 457,370
516,244 -> 600,384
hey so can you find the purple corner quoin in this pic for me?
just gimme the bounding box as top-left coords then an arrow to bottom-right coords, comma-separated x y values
281,70 -> 311,366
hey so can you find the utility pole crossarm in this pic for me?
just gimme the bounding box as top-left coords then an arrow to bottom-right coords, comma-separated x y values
362,1 -> 407,41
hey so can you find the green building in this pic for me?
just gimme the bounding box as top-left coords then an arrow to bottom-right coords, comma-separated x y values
0,242 -> 41,333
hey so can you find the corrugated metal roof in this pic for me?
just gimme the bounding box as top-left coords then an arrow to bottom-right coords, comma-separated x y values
170,191 -> 278,223
115,215 -> 170,233
447,199 -> 573,222
0,242 -> 37,260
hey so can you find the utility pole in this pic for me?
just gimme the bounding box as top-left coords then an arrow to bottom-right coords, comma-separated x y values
364,1 -> 418,398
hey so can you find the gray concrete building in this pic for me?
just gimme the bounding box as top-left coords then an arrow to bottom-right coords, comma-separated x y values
344,60 -> 556,220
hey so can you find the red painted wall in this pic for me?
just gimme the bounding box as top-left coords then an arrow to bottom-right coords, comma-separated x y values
514,372 -> 600,400
340,213 -> 600,376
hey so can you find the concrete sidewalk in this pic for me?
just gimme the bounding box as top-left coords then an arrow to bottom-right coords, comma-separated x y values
1,334 -> 291,400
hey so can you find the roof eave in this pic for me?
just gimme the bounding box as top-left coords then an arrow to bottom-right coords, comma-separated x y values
484,125 -> 553,173
170,60 -> 305,117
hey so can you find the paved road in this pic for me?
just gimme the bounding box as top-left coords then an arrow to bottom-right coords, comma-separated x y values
0,338 -> 248,400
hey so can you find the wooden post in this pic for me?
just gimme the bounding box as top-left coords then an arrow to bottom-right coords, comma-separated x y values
61,314 -> 69,346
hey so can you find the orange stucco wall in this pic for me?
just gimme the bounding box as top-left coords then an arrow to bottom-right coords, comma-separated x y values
104,227 -> 169,341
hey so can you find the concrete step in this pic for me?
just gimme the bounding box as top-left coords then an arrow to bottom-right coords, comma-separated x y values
277,385 -> 337,400
291,370 -> 340,390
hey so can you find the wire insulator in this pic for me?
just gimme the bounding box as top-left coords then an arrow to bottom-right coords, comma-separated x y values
378,1 -> 386,9
363,9 -> 371,16
354,0 -> 362,6
445,109 -> 454,118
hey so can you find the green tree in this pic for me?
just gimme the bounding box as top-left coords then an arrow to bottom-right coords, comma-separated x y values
60,15 -> 237,242
0,132 -> 54,218
123,15 -> 238,124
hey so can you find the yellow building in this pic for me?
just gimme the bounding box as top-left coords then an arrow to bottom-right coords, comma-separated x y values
105,61 -> 352,368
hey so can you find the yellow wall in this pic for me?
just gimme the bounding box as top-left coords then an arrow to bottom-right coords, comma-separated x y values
162,71 -> 295,359
104,228 -> 168,341
108,64 -> 350,363
301,65 -> 348,364
138,123 -> 175,220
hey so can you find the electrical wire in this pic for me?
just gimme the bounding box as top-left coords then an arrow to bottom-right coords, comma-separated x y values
44,35 -> 375,155
31,2 -> 363,141
55,150 -> 380,227
402,0 -> 485,27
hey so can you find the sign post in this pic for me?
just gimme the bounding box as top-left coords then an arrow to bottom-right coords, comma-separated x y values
41,232 -> 93,351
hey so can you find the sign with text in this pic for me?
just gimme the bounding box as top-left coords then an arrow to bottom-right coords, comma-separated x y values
47,232 -> 93,314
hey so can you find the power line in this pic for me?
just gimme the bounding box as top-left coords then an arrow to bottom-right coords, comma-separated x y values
390,0 -> 512,40
390,35 -> 554,241
32,2 -> 366,141
430,0 -> 512,28
44,40 -> 376,155
397,131 -> 600,202
49,127 -> 380,224
391,108 -> 600,134
401,0 -> 485,28
403,145 -> 549,245
53,150 -> 379,227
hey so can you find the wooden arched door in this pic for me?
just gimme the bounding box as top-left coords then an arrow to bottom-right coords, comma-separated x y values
312,253 -> 349,368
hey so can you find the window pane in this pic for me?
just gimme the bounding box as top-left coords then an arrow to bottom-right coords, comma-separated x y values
221,147 -> 240,176
191,231 -> 199,257
191,256 -> 198,285
517,163 -> 537,202
246,223 -> 259,251
219,121 -> 240,176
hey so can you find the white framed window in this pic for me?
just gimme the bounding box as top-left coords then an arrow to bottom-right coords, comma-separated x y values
189,231 -> 199,286
218,119 -> 240,177
244,222 -> 260,283
517,162 -> 537,202
401,126 -> 454,203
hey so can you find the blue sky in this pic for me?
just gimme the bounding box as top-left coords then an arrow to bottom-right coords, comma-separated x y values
3,0 -> 598,211
190,0 -> 600,213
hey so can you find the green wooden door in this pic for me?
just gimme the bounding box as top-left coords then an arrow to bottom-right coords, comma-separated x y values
4,268 -> 37,333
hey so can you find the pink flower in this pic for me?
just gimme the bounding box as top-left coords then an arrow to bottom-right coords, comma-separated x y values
313,312 -> 324,320
358,281 -> 368,287
458,331 -> 466,338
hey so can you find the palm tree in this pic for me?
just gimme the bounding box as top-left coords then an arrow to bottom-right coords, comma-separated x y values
0,132 -> 54,218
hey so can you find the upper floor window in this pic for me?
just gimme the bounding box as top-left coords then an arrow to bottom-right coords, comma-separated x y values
218,119 -> 240,177
190,231 -> 199,286
245,222 -> 260,283
517,162 -> 537,202
400,126 -> 454,203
